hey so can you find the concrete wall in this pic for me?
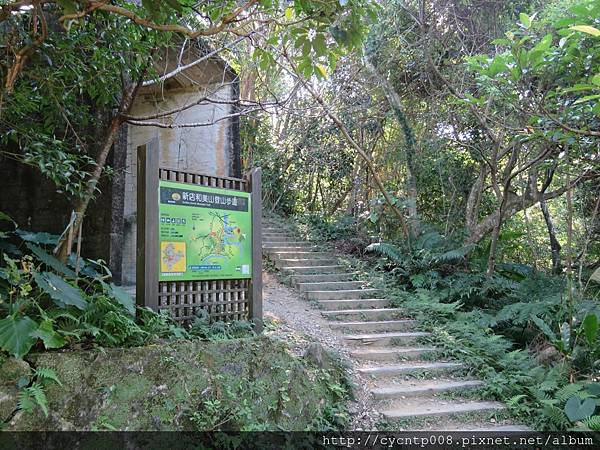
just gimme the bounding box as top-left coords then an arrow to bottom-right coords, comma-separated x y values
120,83 -> 236,285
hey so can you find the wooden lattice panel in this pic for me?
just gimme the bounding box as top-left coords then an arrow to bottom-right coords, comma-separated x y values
157,169 -> 251,324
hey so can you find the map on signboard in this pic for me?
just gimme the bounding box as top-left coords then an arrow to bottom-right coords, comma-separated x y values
193,211 -> 246,262
160,241 -> 186,273
158,181 -> 252,281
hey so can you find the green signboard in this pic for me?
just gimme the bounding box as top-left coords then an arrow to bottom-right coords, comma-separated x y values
158,180 -> 252,281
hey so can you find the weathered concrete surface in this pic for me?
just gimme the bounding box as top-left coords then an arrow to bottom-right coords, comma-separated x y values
0,358 -> 31,423
4,336 -> 347,431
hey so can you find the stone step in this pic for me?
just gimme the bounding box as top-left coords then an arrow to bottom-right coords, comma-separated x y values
317,299 -> 390,310
371,380 -> 485,399
263,243 -> 315,250
297,281 -> 368,292
358,362 -> 464,377
306,288 -> 380,300
380,399 -> 504,420
262,234 -> 300,239
277,258 -> 338,267
344,331 -> 429,347
330,319 -> 417,333
293,273 -> 358,283
264,247 -> 319,253
443,424 -> 532,431
321,308 -> 404,321
351,347 -> 437,362
263,238 -> 307,244
269,251 -> 332,260
281,265 -> 348,275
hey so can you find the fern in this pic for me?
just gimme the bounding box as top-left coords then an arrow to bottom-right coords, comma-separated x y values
543,404 -> 570,428
436,245 -> 474,264
365,242 -> 406,264
555,383 -> 584,403
35,368 -> 62,386
18,382 -> 49,417
582,415 -> 600,431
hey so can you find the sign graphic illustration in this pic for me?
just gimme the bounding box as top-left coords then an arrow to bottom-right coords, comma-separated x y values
158,181 -> 252,281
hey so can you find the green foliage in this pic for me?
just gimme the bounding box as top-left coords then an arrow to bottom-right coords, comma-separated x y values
17,367 -> 61,417
188,309 -> 255,341
0,223 -> 188,358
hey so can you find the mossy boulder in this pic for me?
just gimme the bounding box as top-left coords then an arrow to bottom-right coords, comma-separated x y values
6,336 -> 348,431
0,357 -> 32,422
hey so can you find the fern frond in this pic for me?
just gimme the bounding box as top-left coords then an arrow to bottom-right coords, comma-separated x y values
28,382 -> 48,417
582,415 -> 600,431
17,390 -> 35,413
35,368 -> 62,386
543,404 -> 569,428
365,243 -> 406,265
555,383 -> 584,403
435,245 -> 473,264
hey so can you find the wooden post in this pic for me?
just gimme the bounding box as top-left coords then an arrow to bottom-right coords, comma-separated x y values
248,167 -> 263,332
136,138 -> 159,310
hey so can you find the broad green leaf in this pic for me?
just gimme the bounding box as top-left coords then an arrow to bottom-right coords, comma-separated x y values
519,13 -> 532,29
533,34 -> 553,52
16,230 -> 59,245
314,64 -> 327,79
0,316 -> 38,358
560,322 -> 571,351
30,320 -> 67,350
569,25 -> 600,37
592,75 -> 600,86
587,383 -> 600,396
532,316 -> 556,342
0,211 -> 16,227
101,281 -> 136,315
26,243 -> 77,278
33,271 -> 88,310
574,94 -> 600,105
563,84 -> 597,93
582,314 -> 598,346
565,396 -> 596,422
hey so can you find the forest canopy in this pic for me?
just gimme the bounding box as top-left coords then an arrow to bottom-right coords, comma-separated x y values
0,0 -> 599,432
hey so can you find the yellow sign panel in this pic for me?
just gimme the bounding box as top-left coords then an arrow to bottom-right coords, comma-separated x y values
160,241 -> 187,274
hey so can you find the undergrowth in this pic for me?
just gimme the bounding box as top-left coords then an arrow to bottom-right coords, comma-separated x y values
290,212 -> 600,431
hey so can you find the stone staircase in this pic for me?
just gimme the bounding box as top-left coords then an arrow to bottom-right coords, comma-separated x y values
262,216 -> 530,431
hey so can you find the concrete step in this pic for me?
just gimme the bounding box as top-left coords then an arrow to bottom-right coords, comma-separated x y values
262,234 -> 300,240
281,265 -> 348,275
344,331 -> 429,346
306,288 -> 380,300
264,246 -> 319,253
317,299 -> 390,310
351,347 -> 437,362
371,380 -> 485,399
380,399 -> 504,420
330,319 -> 417,333
298,281 -> 368,292
277,258 -> 338,267
455,425 -> 532,432
321,308 -> 405,321
293,273 -> 358,283
263,238 -> 308,244
358,362 -> 464,377
269,251 -> 332,260
263,244 -> 316,250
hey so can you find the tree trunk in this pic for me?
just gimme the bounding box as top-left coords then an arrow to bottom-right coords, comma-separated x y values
364,57 -> 419,235
55,81 -> 141,261
539,198 -> 562,274
298,76 -> 411,244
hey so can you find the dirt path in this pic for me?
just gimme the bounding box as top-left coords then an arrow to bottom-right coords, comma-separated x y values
262,272 -> 382,430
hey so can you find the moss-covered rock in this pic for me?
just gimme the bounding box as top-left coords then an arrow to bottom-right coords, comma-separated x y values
0,357 -> 31,422
6,336 -> 348,431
